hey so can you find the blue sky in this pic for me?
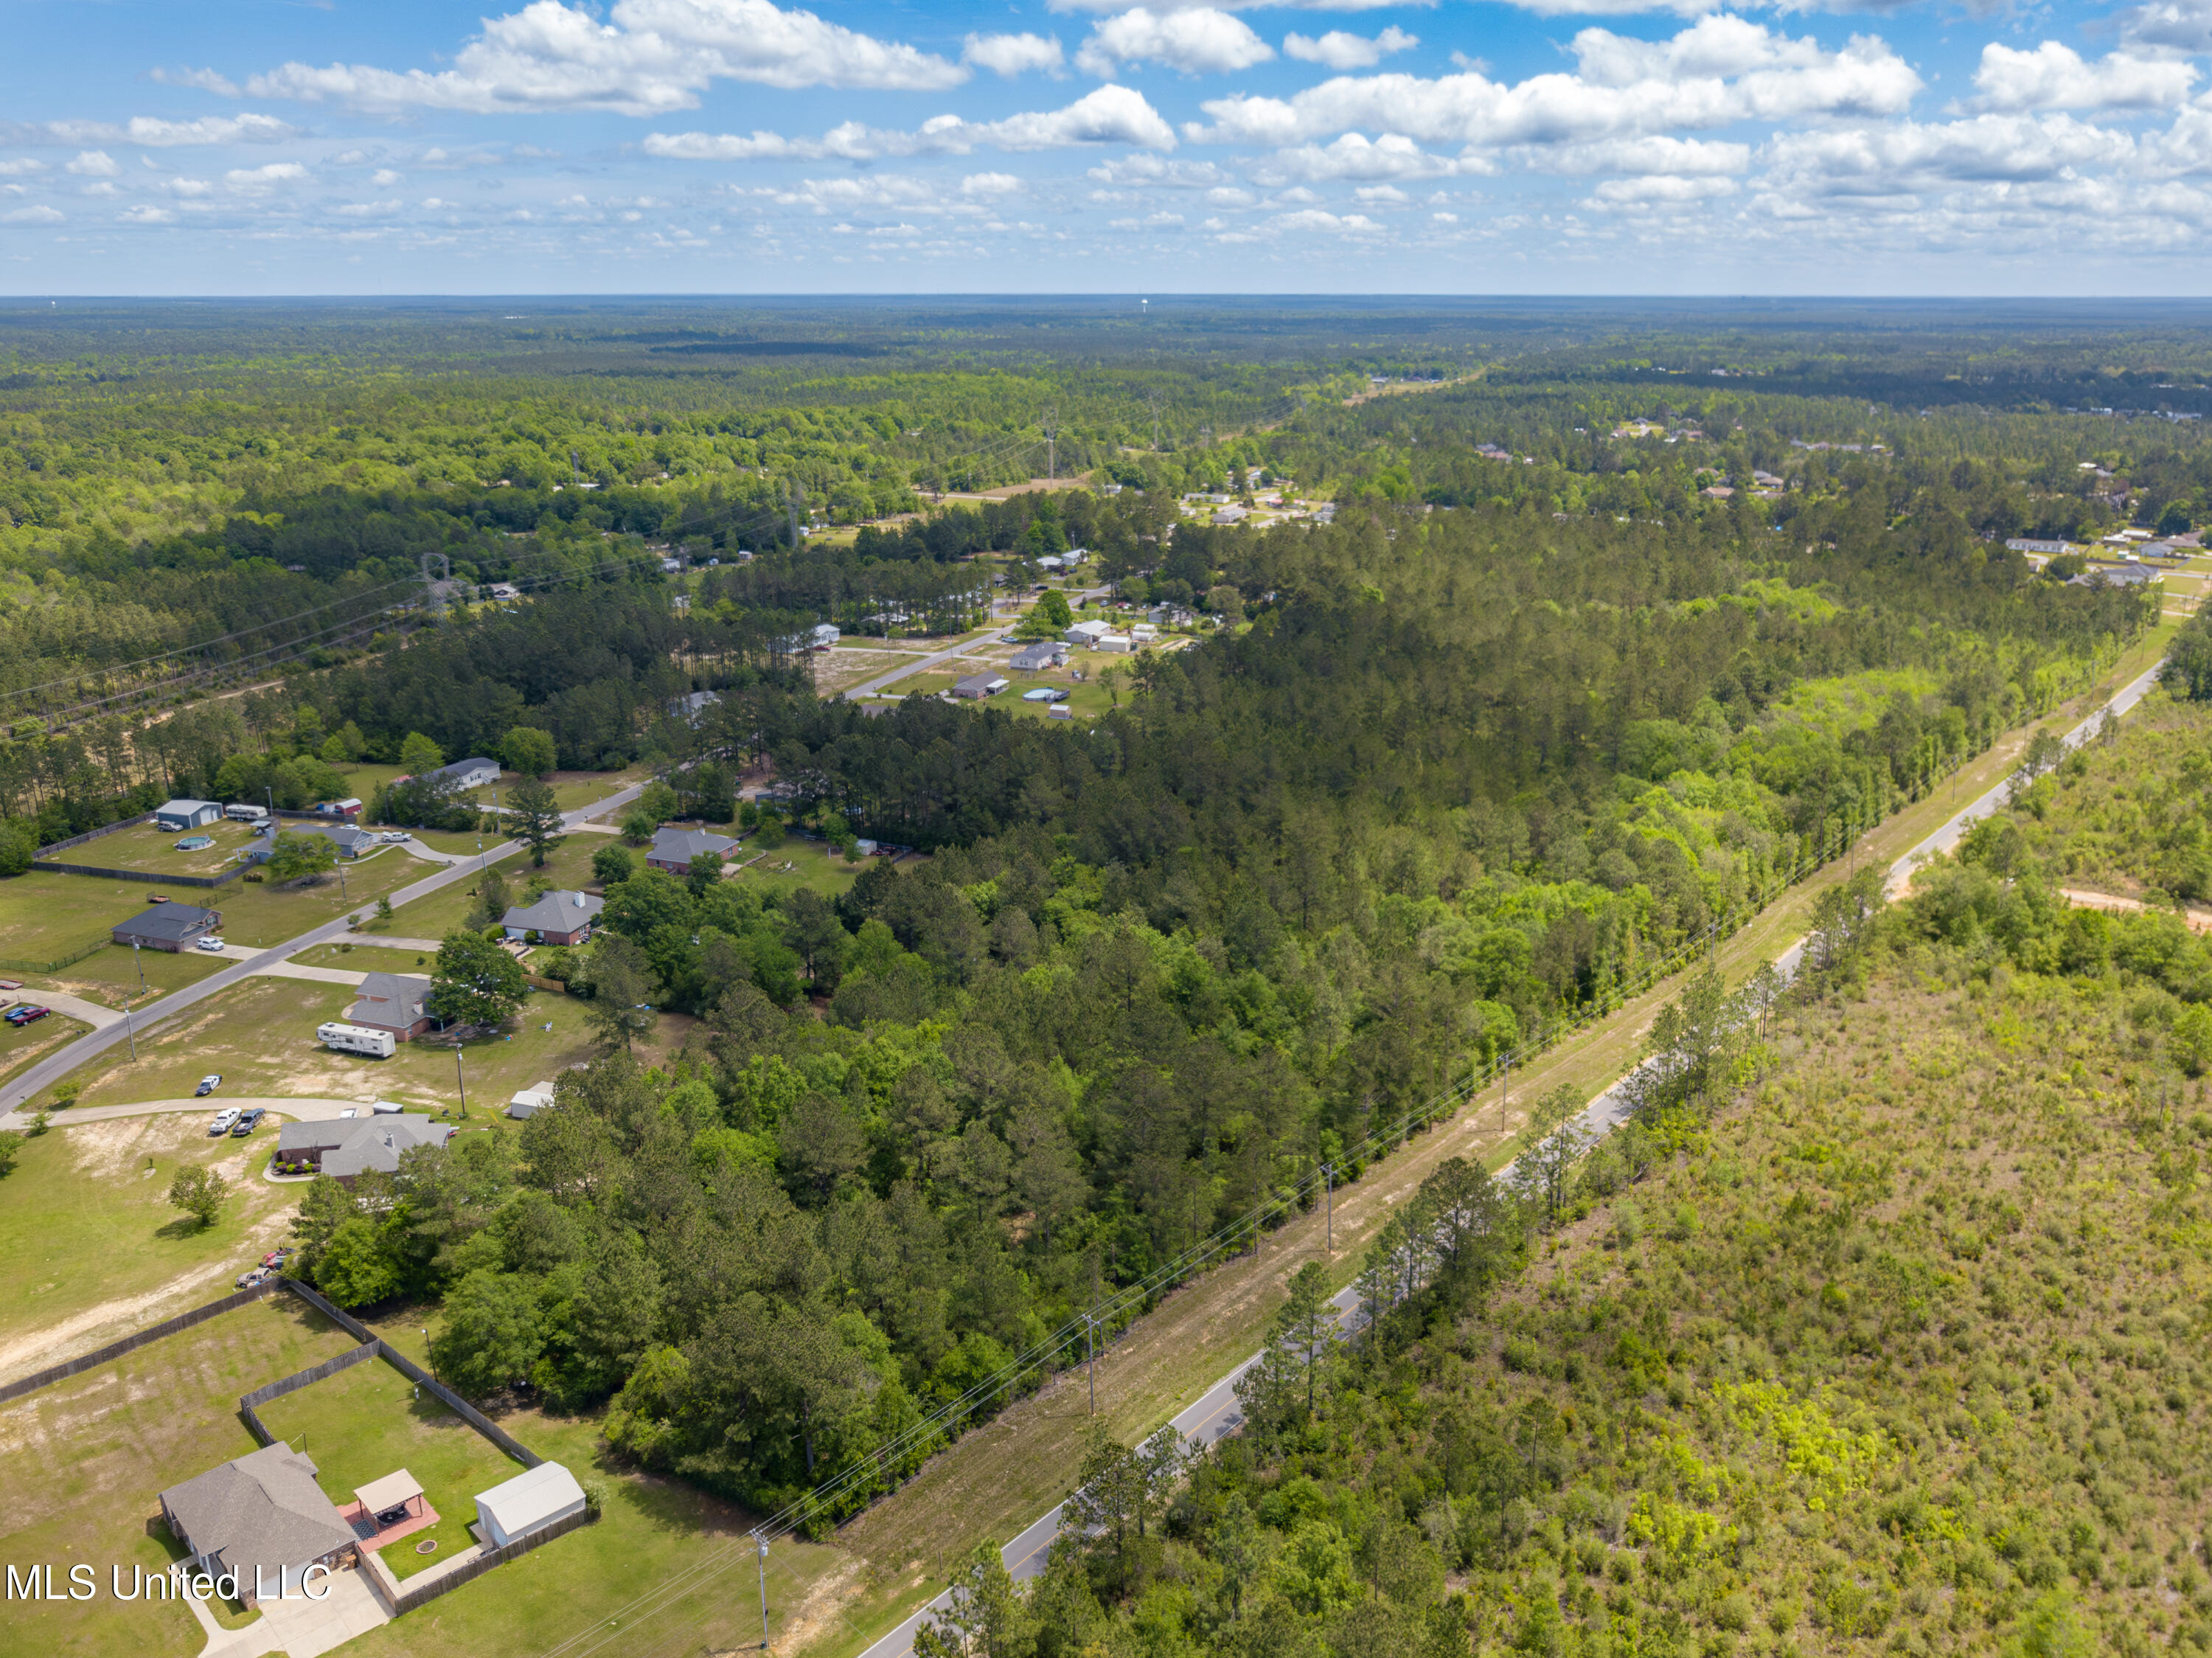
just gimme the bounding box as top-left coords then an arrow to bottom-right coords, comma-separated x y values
5,0 -> 2211,293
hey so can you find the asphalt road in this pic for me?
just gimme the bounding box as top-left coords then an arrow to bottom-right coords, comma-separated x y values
850,649 -> 2177,1658
0,783 -> 646,1124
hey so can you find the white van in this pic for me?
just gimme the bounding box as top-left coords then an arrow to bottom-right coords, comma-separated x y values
225,804 -> 270,823
316,1021 -> 397,1058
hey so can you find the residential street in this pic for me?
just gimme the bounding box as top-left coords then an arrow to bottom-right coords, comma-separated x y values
0,783 -> 645,1122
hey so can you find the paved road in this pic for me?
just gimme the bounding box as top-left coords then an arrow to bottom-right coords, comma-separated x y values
4,988 -> 125,1031
839,637 -> 1004,702
0,783 -> 647,1124
852,650 -> 2177,1658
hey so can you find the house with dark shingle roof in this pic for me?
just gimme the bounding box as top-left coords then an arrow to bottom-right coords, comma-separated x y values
159,1441 -> 359,1606
344,971 -> 435,1040
502,889 -> 605,946
645,826 -> 740,873
276,1114 -> 454,1182
111,902 -> 222,952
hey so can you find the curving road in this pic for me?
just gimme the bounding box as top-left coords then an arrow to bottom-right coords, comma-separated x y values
0,785 -> 645,1126
851,650 -> 2177,1658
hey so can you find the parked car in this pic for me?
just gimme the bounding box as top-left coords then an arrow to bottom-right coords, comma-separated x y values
234,1266 -> 273,1290
195,1073 -> 223,1096
195,936 -> 227,953
379,831 -> 411,843
230,1106 -> 266,1137
208,1106 -> 240,1134
260,1247 -> 293,1269
5,1005 -> 49,1026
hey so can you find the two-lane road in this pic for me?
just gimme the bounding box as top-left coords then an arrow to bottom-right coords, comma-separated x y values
0,783 -> 647,1124
849,650 -> 2178,1658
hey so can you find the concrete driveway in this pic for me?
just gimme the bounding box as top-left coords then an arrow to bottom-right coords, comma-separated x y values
192,1566 -> 391,1658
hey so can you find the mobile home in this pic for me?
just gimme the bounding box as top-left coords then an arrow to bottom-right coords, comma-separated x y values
316,1022 -> 397,1058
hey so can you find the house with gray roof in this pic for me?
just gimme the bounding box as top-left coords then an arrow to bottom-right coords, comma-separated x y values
316,823 -> 378,859
344,971 -> 435,1041
503,889 -> 604,946
159,1442 -> 358,1606
111,902 -> 222,952
423,757 -> 500,791
645,826 -> 740,873
276,1114 -> 454,1182
1009,642 -> 1067,671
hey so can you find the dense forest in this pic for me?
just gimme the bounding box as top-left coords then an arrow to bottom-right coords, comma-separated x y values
2,302 -> 2204,1552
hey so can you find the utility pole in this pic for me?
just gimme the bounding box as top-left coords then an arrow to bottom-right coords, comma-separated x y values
1324,1162 -> 1332,1251
1043,406 -> 1057,483
787,482 -> 804,549
1500,1058 -> 1511,1136
1086,1309 -> 1096,1417
756,1534 -> 771,1651
570,449 -> 582,489
455,1046 -> 467,1120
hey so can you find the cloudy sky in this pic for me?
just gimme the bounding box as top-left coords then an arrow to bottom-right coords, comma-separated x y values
6,0 -> 2212,293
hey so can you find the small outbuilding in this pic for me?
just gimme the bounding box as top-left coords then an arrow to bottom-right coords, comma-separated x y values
155,799 -> 223,833
475,1462 -> 588,1548
507,1081 -> 557,1119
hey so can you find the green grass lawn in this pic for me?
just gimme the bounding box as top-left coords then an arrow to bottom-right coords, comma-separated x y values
0,1297 -> 364,1658
733,838 -> 863,901
0,1109 -> 302,1378
255,1352 -> 521,1581
55,973 -> 608,1116
347,1321 -> 853,1658
70,818 -> 269,878
0,840 -> 442,977
0,1010 -> 93,1087
293,941 -> 439,972
380,836 -> 605,942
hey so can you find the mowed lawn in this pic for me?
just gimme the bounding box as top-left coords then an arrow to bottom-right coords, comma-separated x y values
352,1322 -> 857,1658
55,974 -> 606,1114
0,1111 -> 300,1383
0,1010 -> 94,1090
254,1353 -> 520,1581
0,1296 -> 361,1658
63,818 -> 267,879
379,836 -> 603,942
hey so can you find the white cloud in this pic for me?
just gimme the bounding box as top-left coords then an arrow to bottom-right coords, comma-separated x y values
119,204 -> 175,223
964,32 -> 1065,77
226,162 -> 310,192
1761,114 -> 2138,195
372,168 -> 403,185
44,114 -> 299,148
1189,18 -> 1919,150
962,171 -> 1024,195
1,205 -> 63,223
1075,9 -> 1273,77
1250,132 -> 1464,184
1588,173 -> 1737,204
151,66 -> 243,94
1966,43 -> 2194,113
1353,183 -> 1410,201
2119,0 -> 2212,52
0,160 -> 46,176
65,150 -> 119,177
1489,0 -> 1719,18
646,86 -> 1175,161
246,0 -> 967,117
335,199 -> 404,216
1512,134 -> 1750,174
1282,27 -> 1416,70
1265,207 -> 1383,233
1087,154 -> 1232,187
1051,0 -> 1420,13
166,177 -> 214,197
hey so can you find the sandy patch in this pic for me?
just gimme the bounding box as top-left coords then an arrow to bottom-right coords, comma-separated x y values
0,1256 -> 244,1387
776,1551 -> 867,1656
66,1112 -> 195,1178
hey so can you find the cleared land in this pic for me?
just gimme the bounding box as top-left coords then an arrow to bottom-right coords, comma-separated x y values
66,818 -> 268,878
0,1296 -> 360,1657
0,1110 -> 301,1382
54,972 -> 604,1115
380,836 -> 605,941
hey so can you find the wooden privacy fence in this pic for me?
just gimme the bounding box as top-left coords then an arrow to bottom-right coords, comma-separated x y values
0,1281 -> 274,1405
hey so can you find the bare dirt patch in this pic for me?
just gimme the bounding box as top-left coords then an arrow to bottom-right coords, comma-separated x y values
0,1256 -> 244,1384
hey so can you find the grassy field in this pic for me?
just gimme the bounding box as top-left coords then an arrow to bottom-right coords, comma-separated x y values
70,818 -> 268,878
254,1351 -> 521,1580
788,620 -> 2185,1658
294,941 -> 439,972
733,838 -> 865,901
327,1317 -> 860,1658
0,1109 -> 302,1383
0,1297 -> 359,1658
0,1010 -> 94,1089
52,972 -> 605,1116
380,835 -> 603,941
0,842 -> 439,978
